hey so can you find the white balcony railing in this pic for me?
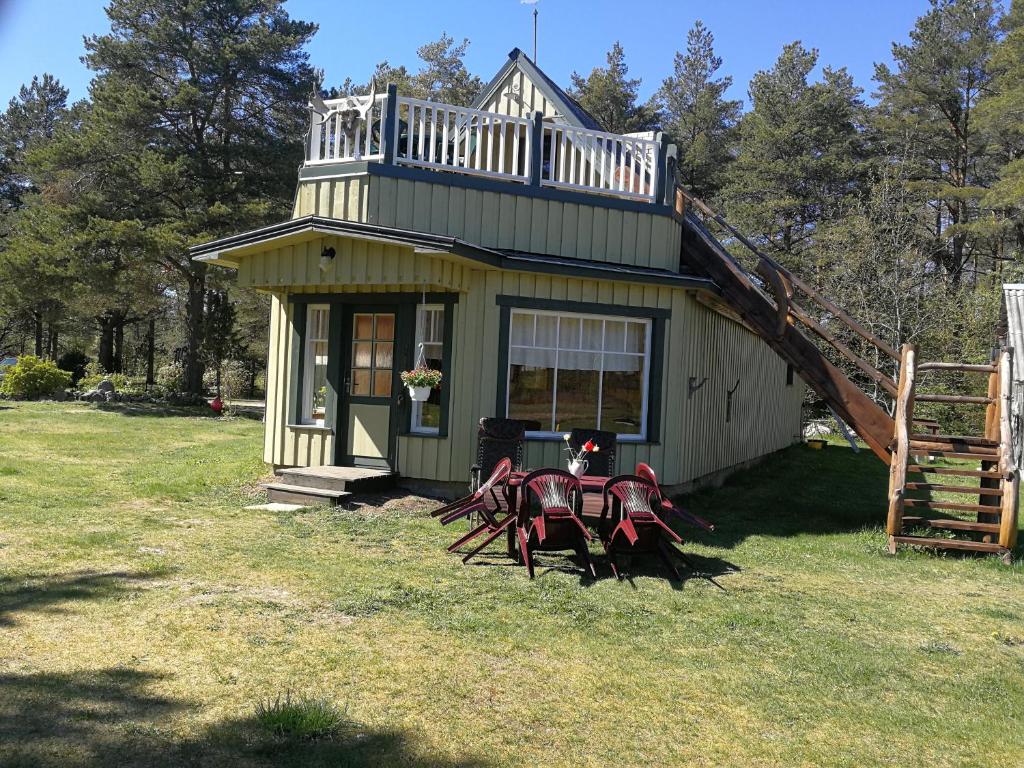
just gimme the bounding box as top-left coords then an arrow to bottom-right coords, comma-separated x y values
305,88 -> 665,204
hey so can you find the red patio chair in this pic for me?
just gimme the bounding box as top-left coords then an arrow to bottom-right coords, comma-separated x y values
599,474 -> 688,580
430,458 -> 513,553
635,462 -> 714,532
513,468 -> 596,579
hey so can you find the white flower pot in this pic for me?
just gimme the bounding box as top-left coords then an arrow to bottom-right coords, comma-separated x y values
567,459 -> 588,478
408,385 -> 431,402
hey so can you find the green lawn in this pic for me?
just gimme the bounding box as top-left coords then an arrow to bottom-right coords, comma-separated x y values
0,402 -> 1022,767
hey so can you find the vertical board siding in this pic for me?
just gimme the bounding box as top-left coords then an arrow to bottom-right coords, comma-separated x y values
292,175 -> 680,271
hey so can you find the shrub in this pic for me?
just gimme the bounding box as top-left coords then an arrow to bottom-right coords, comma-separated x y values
78,372 -> 145,394
254,692 -> 348,741
0,356 -> 72,400
157,361 -> 185,393
56,350 -> 90,384
203,360 -> 250,399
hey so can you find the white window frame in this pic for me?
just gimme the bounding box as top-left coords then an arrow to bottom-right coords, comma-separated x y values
301,304 -> 330,426
505,308 -> 652,441
410,304 -> 445,435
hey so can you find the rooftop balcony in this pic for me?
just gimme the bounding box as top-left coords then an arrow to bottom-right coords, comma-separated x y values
305,86 -> 672,206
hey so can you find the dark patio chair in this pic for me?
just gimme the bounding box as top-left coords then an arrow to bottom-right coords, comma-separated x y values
470,418 -> 526,491
635,462 -> 714,532
568,428 -> 617,477
431,458 -> 514,554
514,468 -> 596,579
599,474 -> 687,580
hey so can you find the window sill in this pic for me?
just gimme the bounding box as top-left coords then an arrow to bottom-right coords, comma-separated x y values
400,430 -> 448,440
286,423 -> 334,433
523,434 -> 659,446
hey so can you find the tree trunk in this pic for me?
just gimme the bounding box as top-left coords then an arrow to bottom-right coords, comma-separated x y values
97,315 -> 116,373
183,263 -> 207,394
47,324 -> 58,360
113,321 -> 125,373
146,318 -> 156,387
33,311 -> 43,357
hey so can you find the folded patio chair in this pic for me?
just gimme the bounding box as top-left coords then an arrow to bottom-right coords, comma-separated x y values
431,458 -> 514,553
599,474 -> 689,580
512,468 -> 596,579
635,462 -> 714,532
568,428 -> 617,477
470,417 -> 526,491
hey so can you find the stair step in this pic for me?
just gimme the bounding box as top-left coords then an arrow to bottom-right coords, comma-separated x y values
904,498 -> 1002,513
260,482 -> 353,506
907,465 -> 1003,478
916,362 -> 997,373
904,482 -> 1003,496
276,466 -> 394,492
910,434 -> 997,447
914,394 -> 993,405
910,448 -> 999,461
902,516 -> 1002,534
892,535 -> 1007,554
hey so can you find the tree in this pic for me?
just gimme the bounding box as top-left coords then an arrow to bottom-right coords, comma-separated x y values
873,0 -> 1002,285
570,42 -> 659,133
203,289 -> 241,397
654,21 -> 741,200
329,33 -> 481,106
80,0 -> 317,393
979,0 -> 1024,253
721,42 -> 866,272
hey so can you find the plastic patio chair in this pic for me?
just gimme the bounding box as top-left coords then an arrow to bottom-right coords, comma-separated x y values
635,462 -> 714,532
568,428 -> 617,477
431,458 -> 513,553
514,468 -> 596,579
470,418 -> 526,491
599,474 -> 688,580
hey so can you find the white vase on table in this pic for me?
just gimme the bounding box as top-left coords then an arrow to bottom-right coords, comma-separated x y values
567,459 -> 587,478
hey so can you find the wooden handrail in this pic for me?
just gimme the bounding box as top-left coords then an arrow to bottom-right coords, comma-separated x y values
887,343 -> 916,545
917,362 -> 997,373
678,188 -> 900,362
789,302 -> 898,397
998,348 -> 1019,549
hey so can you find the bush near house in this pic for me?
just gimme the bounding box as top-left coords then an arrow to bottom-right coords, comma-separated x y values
0,355 -> 71,399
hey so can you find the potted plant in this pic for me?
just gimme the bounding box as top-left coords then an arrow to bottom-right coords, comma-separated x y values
400,365 -> 442,402
563,434 -> 600,478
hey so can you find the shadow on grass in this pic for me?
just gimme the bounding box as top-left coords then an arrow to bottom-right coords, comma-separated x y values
0,570 -> 161,627
678,443 -> 891,550
93,403 -> 215,418
0,667 -> 494,768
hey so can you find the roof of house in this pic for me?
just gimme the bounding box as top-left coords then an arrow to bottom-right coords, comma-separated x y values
470,47 -> 604,131
190,216 -> 716,291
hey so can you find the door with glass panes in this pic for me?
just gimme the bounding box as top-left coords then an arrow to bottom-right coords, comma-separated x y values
339,308 -> 396,467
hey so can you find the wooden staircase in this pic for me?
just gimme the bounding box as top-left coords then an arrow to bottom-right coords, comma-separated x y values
260,466 -> 395,506
677,189 -> 1019,563
886,346 -> 1019,563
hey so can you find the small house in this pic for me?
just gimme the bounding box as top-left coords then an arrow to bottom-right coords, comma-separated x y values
191,49 -> 806,496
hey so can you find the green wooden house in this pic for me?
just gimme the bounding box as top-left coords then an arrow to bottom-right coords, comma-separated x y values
191,48 -> 805,499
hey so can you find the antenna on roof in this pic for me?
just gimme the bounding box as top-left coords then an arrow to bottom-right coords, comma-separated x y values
521,0 -> 539,63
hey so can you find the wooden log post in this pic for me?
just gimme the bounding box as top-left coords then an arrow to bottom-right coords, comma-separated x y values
980,360 -> 1002,523
998,348 -> 1019,551
887,343 -> 917,551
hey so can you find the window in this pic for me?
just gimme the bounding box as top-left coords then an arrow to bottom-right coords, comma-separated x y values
350,312 -> 394,398
411,305 -> 445,433
302,305 -> 330,425
507,309 -> 651,439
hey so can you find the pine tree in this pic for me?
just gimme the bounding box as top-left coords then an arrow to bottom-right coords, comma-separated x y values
655,21 -> 741,200
721,43 -> 866,271
79,0 -> 317,393
873,0 -> 1002,284
569,42 -> 659,133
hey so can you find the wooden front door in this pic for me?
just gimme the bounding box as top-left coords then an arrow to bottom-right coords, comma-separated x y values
338,308 -> 398,468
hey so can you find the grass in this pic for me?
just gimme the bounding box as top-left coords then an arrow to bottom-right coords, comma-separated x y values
0,401 -> 1021,767
254,692 -> 350,741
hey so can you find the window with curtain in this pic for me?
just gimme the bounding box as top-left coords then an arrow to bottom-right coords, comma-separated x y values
302,305 -> 330,425
506,309 -> 651,439
411,305 -> 445,433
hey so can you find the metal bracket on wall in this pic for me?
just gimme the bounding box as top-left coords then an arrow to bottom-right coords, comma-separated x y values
726,378 -> 741,422
688,376 -> 708,398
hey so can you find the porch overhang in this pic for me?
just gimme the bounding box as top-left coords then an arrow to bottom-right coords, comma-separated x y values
190,215 -> 718,292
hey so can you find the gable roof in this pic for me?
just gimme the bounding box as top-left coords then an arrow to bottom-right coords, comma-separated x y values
470,47 -> 604,131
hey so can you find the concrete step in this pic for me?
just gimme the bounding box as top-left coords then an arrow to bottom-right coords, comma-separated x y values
260,482 -> 353,506
276,466 -> 394,493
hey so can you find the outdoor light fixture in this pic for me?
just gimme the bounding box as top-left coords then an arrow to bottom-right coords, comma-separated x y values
320,246 -> 336,271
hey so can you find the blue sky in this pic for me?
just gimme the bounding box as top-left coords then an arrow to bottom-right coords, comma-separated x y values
0,0 -> 928,109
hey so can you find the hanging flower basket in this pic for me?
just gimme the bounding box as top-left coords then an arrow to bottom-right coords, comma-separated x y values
400,366 -> 442,402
